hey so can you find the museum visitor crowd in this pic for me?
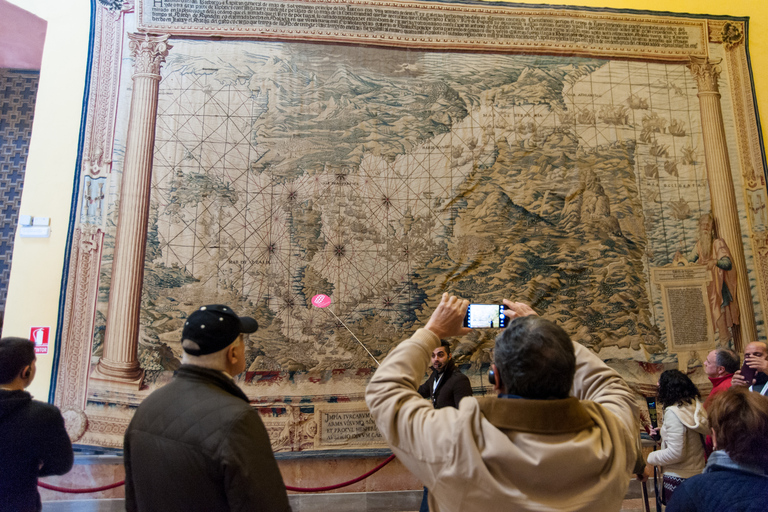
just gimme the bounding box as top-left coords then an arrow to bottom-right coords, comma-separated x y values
1,297 -> 768,511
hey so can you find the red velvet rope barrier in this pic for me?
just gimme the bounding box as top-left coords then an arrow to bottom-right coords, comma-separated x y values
284,454 -> 396,492
38,480 -> 125,493
38,454 -> 397,494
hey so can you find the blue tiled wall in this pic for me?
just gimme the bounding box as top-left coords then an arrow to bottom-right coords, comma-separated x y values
0,69 -> 39,322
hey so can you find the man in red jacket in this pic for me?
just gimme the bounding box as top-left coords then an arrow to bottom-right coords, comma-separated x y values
703,348 -> 739,409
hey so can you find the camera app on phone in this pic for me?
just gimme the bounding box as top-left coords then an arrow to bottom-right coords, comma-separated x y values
464,304 -> 506,328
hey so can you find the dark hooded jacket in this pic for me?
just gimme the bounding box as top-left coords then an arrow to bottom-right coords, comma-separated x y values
124,365 -> 291,512
0,389 -> 73,512
417,358 -> 473,409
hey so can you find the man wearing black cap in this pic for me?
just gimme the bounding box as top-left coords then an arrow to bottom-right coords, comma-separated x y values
124,305 -> 291,512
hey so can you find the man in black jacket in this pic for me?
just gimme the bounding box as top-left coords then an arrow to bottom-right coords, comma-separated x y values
416,340 -> 473,511
124,305 -> 291,512
417,340 -> 473,409
0,337 -> 73,512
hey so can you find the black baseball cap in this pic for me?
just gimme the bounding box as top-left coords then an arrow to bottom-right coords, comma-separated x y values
181,304 -> 258,355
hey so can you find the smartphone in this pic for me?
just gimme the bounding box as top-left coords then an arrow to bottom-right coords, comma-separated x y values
740,360 -> 758,385
644,396 -> 661,441
645,397 -> 658,429
463,304 -> 506,329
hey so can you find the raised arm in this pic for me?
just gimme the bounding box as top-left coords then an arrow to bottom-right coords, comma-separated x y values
571,342 -> 640,437
365,294 -> 470,473
502,299 -> 638,437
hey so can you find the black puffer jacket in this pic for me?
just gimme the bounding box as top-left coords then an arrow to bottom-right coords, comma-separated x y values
417,359 -> 473,409
0,390 -> 73,512
124,365 -> 291,512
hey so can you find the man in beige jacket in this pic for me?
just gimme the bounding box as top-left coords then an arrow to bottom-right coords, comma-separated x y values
365,294 -> 644,512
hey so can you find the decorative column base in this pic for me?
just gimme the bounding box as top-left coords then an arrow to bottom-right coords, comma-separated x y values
91,359 -> 145,389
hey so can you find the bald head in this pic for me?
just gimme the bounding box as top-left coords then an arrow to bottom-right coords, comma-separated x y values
745,342 -> 768,361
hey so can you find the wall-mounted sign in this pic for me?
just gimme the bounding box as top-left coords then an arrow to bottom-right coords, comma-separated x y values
30,327 -> 50,354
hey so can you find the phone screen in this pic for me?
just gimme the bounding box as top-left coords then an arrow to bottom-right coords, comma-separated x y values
645,397 -> 658,428
463,304 -> 506,328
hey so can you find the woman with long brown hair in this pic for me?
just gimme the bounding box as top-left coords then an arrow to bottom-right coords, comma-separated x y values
646,369 -> 710,504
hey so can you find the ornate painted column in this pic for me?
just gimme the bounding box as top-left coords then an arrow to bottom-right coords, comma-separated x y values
91,33 -> 171,387
688,56 -> 757,350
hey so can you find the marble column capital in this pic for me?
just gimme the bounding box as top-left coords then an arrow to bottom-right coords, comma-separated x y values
688,57 -> 722,95
128,33 -> 172,78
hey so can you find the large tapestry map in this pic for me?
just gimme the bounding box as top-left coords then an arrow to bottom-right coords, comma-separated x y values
112,39 -> 730,396
51,2 -> 767,451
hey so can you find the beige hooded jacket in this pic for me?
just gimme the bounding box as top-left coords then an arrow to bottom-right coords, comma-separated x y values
365,328 -> 643,512
646,399 -> 709,478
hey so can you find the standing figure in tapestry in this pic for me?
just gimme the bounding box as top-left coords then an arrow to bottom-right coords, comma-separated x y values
677,213 -> 740,342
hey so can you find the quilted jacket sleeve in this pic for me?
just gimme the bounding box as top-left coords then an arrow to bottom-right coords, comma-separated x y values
665,484 -> 696,512
223,409 -> 292,512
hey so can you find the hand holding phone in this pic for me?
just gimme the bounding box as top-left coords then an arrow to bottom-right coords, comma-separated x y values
740,360 -> 758,385
462,304 -> 506,329
645,397 -> 661,441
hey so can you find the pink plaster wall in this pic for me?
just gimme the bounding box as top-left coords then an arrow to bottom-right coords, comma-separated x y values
0,0 -> 46,70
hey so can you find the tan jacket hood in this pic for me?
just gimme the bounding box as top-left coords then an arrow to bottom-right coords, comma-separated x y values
671,399 -> 710,435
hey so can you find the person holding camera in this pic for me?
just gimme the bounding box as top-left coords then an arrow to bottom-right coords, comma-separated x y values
0,337 -> 73,512
365,294 -> 644,511
731,341 -> 768,395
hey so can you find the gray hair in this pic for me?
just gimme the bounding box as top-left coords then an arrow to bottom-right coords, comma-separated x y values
715,347 -> 740,374
493,316 -> 575,399
181,335 -> 242,371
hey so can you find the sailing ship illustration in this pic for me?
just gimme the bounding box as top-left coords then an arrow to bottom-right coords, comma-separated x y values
644,162 -> 659,178
598,104 -> 629,125
664,160 -> 679,177
557,110 -> 575,125
650,140 -> 669,157
627,93 -> 649,110
576,108 -> 596,125
646,188 -> 661,203
642,111 -> 667,133
670,198 -> 691,220
681,145 -> 696,165
668,119 -> 686,137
